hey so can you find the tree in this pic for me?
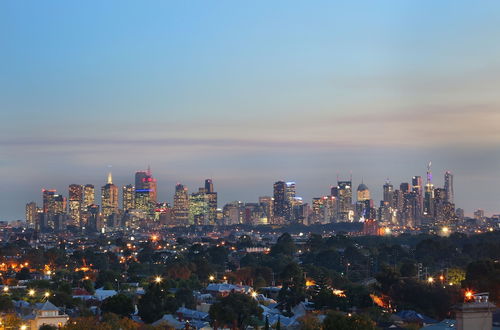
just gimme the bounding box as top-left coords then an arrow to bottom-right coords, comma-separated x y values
101,294 -> 134,317
0,295 -> 13,312
138,282 -> 178,323
322,311 -> 376,330
271,233 -> 296,256
299,314 -> 321,330
209,292 -> 263,329
39,325 -> 57,330
174,288 -> 195,309
278,263 -> 306,314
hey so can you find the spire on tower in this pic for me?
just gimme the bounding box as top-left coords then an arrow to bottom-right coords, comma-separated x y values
107,172 -> 113,184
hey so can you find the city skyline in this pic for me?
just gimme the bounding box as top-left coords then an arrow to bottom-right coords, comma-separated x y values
2,1 -> 500,219
19,164 -> 487,221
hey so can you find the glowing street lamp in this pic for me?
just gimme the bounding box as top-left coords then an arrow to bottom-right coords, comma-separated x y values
209,275 -> 215,281
154,276 -> 162,284
427,277 -> 434,284
28,289 -> 35,296
465,290 -> 474,301
44,291 -> 50,298
3,286 -> 8,292
251,291 -> 257,298
20,325 -> 27,330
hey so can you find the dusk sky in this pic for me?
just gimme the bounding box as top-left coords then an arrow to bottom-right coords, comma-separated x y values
1,1 -> 500,219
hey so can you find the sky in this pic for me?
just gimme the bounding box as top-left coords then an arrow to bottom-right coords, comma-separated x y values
1,1 -> 500,219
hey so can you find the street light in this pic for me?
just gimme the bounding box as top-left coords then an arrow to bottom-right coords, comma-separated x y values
20,325 -> 27,330
154,276 -> 162,284
2,286 -> 8,292
44,291 -> 50,298
28,289 -> 35,296
209,275 -> 215,281
427,277 -> 434,284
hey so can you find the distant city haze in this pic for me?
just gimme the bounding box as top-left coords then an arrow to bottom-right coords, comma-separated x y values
1,1 -> 499,219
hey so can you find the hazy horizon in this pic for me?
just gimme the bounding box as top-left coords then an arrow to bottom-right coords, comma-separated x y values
1,1 -> 499,219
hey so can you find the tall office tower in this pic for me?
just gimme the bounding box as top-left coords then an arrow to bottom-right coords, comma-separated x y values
424,162 -> 435,217
259,196 -> 274,222
83,184 -> 95,208
204,179 -> 217,224
357,183 -> 370,201
337,180 -> 353,222
311,198 -> 326,224
286,182 -> 296,201
189,189 -> 209,225
205,179 -> 214,193
444,171 -> 454,203
68,184 -> 83,226
101,172 -> 119,217
412,176 -> 424,221
42,189 -> 57,214
122,184 -> 135,211
135,169 -> 157,211
223,201 -> 244,225
401,191 -> 418,227
400,182 -> 411,193
53,194 -> 66,214
392,189 -> 403,224
433,188 -> 455,223
173,184 -> 190,225
273,181 -> 291,224
383,180 -> 394,205
25,202 -> 37,228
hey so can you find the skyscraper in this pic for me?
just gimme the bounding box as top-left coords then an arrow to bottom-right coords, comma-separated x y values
444,171 -> 454,204
122,184 -> 135,211
273,181 -> 291,224
83,184 -> 95,208
173,184 -> 189,225
101,172 -> 119,217
25,202 -> 37,228
42,189 -> 57,214
424,162 -> 435,217
412,176 -> 423,221
383,180 -> 394,204
336,180 -> 353,222
205,179 -> 217,225
259,196 -> 274,222
68,184 -> 83,227
135,168 -> 157,211
189,188 -> 209,225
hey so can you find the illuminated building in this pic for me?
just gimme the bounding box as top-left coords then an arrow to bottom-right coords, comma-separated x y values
273,181 -> 291,224
135,168 -> 157,211
122,184 -> 135,211
424,162 -> 435,217
259,196 -> 273,221
189,189 -> 209,225
205,179 -> 218,224
357,183 -> 370,201
311,197 -> 325,224
173,183 -> 190,225
101,172 -> 118,217
223,201 -> 244,225
412,176 -> 423,222
68,184 -> 83,227
336,180 -> 353,222
444,171 -> 454,203
42,189 -> 57,214
25,202 -> 37,228
53,194 -> 66,214
383,181 -> 393,204
83,184 -> 95,208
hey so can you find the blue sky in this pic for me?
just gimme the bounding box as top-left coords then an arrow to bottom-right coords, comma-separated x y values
1,1 -> 500,219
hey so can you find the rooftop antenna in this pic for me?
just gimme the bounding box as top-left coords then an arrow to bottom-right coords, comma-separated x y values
147,165 -> 151,176
107,165 -> 113,184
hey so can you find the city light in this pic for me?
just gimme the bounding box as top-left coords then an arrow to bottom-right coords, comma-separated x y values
28,289 -> 35,296
251,291 -> 257,298
44,291 -> 50,297
154,276 -> 162,284
3,286 -> 8,292
427,277 -> 434,283
465,290 -> 474,301
209,275 -> 215,281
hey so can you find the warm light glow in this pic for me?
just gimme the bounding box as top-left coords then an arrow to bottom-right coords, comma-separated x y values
427,277 -> 434,283
251,291 -> 257,298
44,291 -> 50,297
442,226 -> 450,234
151,235 -> 159,242
209,275 -> 215,281
305,280 -> 316,287
20,325 -> 27,330
28,289 -> 35,296
154,276 -> 162,284
465,290 -> 474,300
3,286 -> 8,292
332,289 -> 346,297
